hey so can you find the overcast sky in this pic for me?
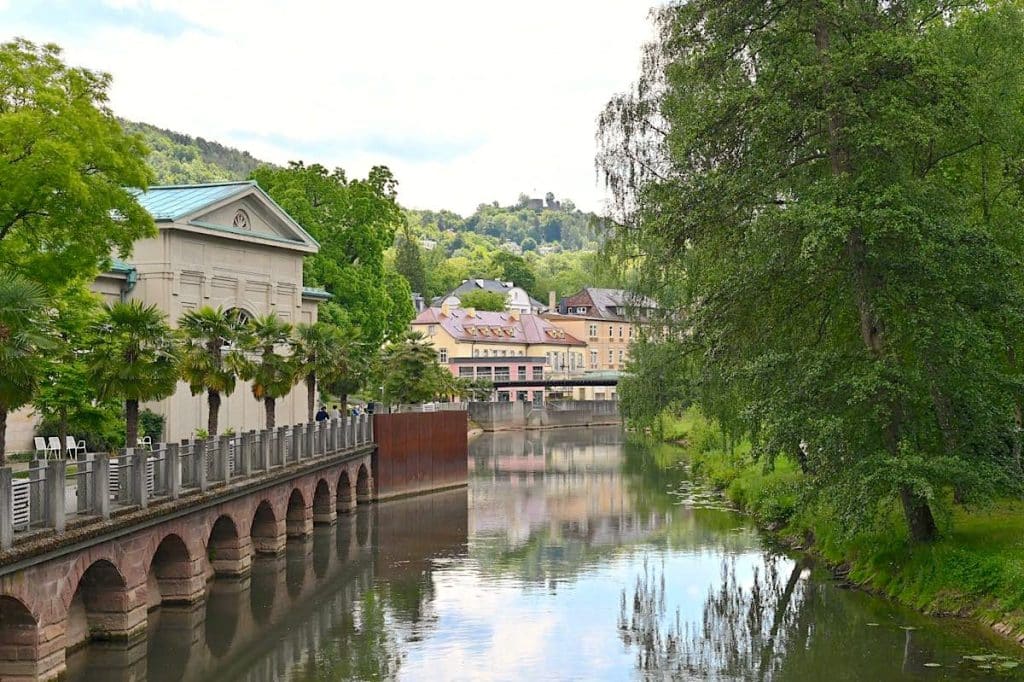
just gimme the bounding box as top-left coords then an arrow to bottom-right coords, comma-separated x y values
0,0 -> 656,215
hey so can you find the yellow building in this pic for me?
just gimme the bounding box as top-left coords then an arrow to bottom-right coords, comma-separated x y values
411,304 -> 586,404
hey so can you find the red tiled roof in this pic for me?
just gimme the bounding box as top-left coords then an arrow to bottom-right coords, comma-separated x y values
412,307 -> 585,346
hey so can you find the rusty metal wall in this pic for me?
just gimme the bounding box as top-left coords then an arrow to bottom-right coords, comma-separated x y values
372,411 -> 468,499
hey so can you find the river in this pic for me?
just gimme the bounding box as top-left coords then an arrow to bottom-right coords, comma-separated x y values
65,426 -> 1023,680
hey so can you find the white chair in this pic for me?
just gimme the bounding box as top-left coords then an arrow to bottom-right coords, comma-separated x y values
47,437 -> 63,458
33,437 -> 49,459
140,436 -> 153,451
64,436 -> 81,458
77,439 -> 87,455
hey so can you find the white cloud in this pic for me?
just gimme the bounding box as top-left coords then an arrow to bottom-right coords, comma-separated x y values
1,0 -> 657,214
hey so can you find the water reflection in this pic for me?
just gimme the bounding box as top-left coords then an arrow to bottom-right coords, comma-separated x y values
66,427 -> 1022,681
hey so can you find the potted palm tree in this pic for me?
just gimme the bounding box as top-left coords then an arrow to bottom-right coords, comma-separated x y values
86,301 -> 179,448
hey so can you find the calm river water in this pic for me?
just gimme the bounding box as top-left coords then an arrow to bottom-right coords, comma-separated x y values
66,426 -> 1023,681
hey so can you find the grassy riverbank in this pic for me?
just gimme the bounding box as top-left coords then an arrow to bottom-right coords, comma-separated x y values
660,410 -> 1024,643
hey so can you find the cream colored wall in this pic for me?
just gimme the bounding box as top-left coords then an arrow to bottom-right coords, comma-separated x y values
547,317 -> 635,372
133,228 -> 314,442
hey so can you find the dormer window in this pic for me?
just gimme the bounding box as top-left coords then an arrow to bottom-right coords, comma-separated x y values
233,209 -> 251,230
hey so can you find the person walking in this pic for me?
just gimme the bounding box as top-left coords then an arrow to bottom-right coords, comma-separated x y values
315,405 -> 329,422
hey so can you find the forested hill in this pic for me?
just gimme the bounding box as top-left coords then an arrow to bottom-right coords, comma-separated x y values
122,120 -> 271,185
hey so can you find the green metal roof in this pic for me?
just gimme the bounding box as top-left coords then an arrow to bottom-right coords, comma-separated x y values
107,257 -> 135,275
131,181 -> 255,221
301,287 -> 332,300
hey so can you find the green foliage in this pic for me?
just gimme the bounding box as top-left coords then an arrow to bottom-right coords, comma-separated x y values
0,39 -> 155,287
178,306 -> 247,435
492,251 -> 536,295
122,120 -> 266,184
375,331 -> 450,405
394,229 -> 427,295
292,321 -> 351,422
253,162 -> 407,350
601,1 -> 1024,542
138,408 -> 165,442
457,290 -> 507,312
0,274 -> 52,461
241,312 -> 296,428
86,300 -> 179,447
36,404 -> 123,454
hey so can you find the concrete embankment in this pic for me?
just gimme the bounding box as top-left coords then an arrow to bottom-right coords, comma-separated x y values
467,400 -> 621,432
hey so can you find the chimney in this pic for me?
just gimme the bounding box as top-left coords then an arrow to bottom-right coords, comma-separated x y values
548,290 -> 557,311
510,310 -> 520,321
440,302 -> 450,317
465,307 -> 476,318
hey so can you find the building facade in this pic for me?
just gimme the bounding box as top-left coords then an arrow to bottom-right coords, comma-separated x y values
411,305 -> 586,404
7,181 -> 328,452
432,279 -> 545,315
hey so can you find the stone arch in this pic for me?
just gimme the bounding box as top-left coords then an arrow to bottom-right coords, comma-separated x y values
67,559 -> 141,650
0,595 -> 40,676
147,533 -> 202,608
312,478 -> 335,525
356,463 -> 371,504
251,499 -> 284,554
207,514 -> 251,577
336,469 -> 354,513
286,488 -> 311,538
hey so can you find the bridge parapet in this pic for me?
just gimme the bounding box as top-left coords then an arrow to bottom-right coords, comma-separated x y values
0,414 -> 374,551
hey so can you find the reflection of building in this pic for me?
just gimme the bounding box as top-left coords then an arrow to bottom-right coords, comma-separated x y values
468,427 -> 666,554
9,181 -> 327,450
412,304 -> 586,404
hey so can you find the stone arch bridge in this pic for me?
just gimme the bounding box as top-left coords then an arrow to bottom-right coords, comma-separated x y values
0,411 -> 467,680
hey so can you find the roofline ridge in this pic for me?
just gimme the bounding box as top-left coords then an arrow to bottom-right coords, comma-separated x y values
144,180 -> 257,190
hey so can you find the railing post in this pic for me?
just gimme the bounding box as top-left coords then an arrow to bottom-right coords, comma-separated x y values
195,439 -> 208,492
275,426 -> 287,466
130,450 -> 148,509
318,421 -> 327,457
217,434 -> 231,483
28,460 -> 43,524
292,424 -> 304,463
45,459 -> 66,531
259,429 -> 271,470
329,418 -> 338,452
76,452 -> 90,514
305,422 -> 315,459
92,454 -> 110,519
369,413 -> 374,442
240,431 -> 253,476
0,468 -> 12,550
166,443 -> 181,499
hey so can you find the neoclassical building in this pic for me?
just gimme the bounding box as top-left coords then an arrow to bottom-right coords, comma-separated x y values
8,181 -> 330,451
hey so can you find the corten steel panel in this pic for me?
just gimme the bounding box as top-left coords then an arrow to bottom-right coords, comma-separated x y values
373,412 -> 468,497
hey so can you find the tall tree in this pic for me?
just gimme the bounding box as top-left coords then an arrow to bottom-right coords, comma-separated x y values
178,306 -> 247,436
292,321 -> 350,423
0,275 -> 50,463
492,251 -> 536,295
458,290 -> 507,312
0,39 -> 154,286
252,163 -> 406,349
242,313 -> 296,429
395,227 -> 428,296
599,1 -> 1024,541
86,301 -> 178,448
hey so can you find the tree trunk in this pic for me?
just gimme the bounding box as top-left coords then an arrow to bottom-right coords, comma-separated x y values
0,404 -> 7,466
306,372 -> 316,423
208,389 -> 221,436
126,399 -> 139,449
900,486 -> 938,542
815,16 -> 938,541
58,408 -> 69,459
265,397 -> 276,429
339,394 -> 348,411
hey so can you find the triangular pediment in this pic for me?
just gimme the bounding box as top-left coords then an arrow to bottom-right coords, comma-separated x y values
172,185 -> 318,253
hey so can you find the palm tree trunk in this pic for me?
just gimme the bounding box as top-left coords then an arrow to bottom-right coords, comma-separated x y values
0,403 -> 7,466
306,372 -> 316,423
265,397 -> 276,429
208,389 -> 221,436
126,399 -> 139,449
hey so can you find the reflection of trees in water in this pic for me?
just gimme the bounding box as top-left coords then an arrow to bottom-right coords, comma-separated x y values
619,555 -> 807,680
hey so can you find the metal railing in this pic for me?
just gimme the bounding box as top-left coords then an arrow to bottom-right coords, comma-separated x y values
0,415 -> 374,550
